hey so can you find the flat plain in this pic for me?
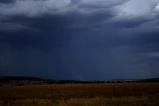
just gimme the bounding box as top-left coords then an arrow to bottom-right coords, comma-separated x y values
0,83 -> 159,106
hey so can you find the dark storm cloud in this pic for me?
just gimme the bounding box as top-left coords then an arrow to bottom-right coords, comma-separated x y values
1,0 -> 159,80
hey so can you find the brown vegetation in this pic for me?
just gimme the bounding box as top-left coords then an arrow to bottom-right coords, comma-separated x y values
0,83 -> 159,106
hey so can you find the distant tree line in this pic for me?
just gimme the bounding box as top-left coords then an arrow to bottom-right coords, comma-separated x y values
0,76 -> 159,86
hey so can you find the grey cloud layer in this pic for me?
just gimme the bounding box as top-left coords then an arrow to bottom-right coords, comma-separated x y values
115,0 -> 159,20
1,0 -> 159,47
0,0 -> 125,17
0,0 -> 159,32
0,0 -> 159,18
0,0 -> 72,17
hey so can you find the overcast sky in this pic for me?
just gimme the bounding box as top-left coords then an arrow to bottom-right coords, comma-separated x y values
0,0 -> 159,80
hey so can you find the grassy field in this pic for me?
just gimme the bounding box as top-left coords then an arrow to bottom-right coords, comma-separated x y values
0,83 -> 159,106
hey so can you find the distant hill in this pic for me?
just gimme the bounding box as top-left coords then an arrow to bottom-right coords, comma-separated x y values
136,78 -> 159,82
111,78 -> 159,83
0,76 -> 47,86
0,76 -> 43,82
0,76 -> 159,86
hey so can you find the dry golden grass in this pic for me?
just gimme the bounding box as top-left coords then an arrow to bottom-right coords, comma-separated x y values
0,83 -> 159,106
